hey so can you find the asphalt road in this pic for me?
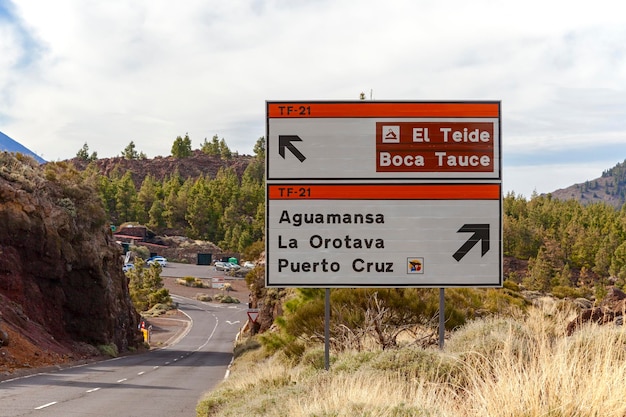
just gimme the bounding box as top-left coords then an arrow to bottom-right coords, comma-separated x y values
0,294 -> 247,417
158,261 -> 227,278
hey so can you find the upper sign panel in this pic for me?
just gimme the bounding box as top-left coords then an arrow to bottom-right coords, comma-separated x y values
267,101 -> 501,180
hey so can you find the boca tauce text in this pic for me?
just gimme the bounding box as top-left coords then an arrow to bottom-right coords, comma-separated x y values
376,121 -> 496,173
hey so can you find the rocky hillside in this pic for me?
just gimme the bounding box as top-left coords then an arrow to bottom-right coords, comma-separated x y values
0,153 -> 141,377
550,158 -> 626,207
70,150 -> 254,186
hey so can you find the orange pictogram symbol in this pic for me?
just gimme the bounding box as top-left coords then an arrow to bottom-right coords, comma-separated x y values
407,258 -> 424,274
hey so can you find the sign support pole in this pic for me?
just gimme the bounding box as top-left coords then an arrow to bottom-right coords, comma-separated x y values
325,288 -> 330,370
439,288 -> 445,349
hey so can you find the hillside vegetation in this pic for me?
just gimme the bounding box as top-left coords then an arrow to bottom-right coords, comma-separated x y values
504,191 -> 626,296
74,143 -> 265,256
81,148 -> 626,294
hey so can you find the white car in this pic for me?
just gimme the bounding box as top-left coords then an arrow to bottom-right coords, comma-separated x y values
242,261 -> 255,268
147,256 -> 168,267
214,261 -> 232,271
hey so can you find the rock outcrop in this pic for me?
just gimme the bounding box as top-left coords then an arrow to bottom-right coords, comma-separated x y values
0,153 -> 140,373
566,287 -> 626,335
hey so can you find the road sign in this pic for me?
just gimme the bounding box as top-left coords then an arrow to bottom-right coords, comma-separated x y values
247,309 -> 259,323
266,101 -> 502,288
268,102 -> 500,180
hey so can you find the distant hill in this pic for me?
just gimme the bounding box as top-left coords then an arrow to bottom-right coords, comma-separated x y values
550,159 -> 626,208
69,150 -> 254,186
0,131 -> 46,164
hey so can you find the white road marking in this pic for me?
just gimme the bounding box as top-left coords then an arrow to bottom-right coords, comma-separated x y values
117,378 -> 127,383
86,388 -> 100,393
137,371 -> 145,376
35,402 -> 57,410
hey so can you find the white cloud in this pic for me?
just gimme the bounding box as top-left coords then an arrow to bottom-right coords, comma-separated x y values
0,0 -> 625,197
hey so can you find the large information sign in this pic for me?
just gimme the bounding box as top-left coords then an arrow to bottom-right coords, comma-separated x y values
266,101 -> 502,288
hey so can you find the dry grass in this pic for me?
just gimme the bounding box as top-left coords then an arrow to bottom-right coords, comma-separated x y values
198,304 -> 626,416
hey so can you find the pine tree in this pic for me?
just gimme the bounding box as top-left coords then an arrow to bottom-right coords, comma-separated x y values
171,133 -> 193,158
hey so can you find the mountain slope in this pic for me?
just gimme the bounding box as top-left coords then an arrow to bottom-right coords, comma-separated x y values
0,131 -> 46,164
549,159 -> 626,208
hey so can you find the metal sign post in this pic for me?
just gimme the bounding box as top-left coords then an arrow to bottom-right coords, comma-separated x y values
439,288 -> 445,349
325,288 -> 330,370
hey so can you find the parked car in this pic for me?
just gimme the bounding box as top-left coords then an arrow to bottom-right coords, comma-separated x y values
147,256 -> 168,267
242,261 -> 255,268
123,263 -> 134,273
214,261 -> 232,271
228,262 -> 241,270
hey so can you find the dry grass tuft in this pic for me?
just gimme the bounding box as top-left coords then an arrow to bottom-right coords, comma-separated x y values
198,303 -> 626,416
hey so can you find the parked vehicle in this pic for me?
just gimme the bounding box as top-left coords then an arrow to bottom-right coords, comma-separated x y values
214,261 -> 231,271
242,261 -> 255,268
228,262 -> 241,270
123,263 -> 135,273
147,256 -> 168,267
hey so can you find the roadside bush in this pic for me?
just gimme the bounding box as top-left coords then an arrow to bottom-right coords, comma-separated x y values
127,258 -> 172,312
233,337 -> 262,359
196,293 -> 212,302
97,343 -> 119,358
552,285 -> 589,299
130,245 -> 150,259
213,294 -> 240,304
177,276 -> 204,287
281,288 -> 469,352
143,303 -> 171,317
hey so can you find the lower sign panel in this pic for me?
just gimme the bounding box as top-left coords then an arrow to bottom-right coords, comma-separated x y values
266,199 -> 501,287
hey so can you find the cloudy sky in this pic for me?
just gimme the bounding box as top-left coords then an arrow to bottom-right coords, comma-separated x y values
1,0 -> 625,198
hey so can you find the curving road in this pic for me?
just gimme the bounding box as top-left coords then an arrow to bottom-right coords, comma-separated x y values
0,294 -> 247,417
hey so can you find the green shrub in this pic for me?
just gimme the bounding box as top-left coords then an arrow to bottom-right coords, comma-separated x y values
97,343 -> 119,357
298,347 -> 328,370
213,294 -> 240,304
127,258 -> 171,311
196,293 -> 212,302
130,245 -> 150,259
179,276 -> 204,287
143,303 -> 171,317
258,332 -> 295,355
234,337 -> 262,359
196,396 -> 227,417
503,279 -> 520,291
57,197 -> 77,217
552,285 -> 587,299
